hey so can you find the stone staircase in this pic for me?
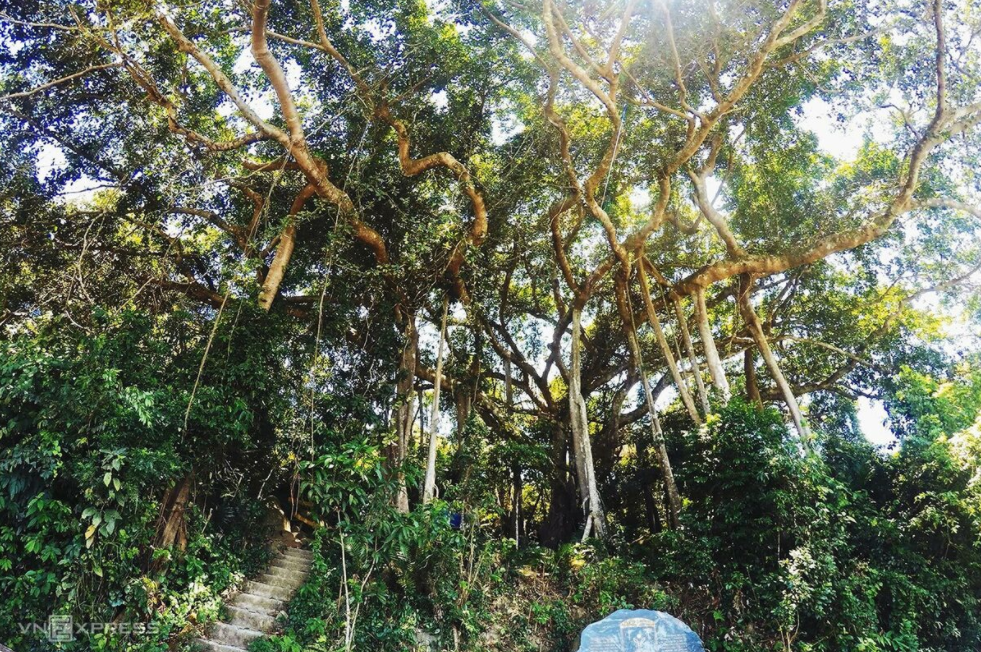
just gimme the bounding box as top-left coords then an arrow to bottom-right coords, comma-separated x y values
194,546 -> 313,652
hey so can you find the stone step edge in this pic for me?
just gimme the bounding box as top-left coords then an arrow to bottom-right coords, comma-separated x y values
226,605 -> 278,627
194,637 -> 247,652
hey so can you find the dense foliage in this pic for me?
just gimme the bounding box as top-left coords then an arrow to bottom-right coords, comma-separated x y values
2,0 -> 981,650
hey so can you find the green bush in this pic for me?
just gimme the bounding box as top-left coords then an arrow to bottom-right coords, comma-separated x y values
0,310 -> 289,650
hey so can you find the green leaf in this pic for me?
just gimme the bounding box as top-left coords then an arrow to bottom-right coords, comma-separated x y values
103,472 -> 112,487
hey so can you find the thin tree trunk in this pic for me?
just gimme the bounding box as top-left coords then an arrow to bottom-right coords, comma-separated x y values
694,287 -> 731,401
745,348 -> 762,406
637,265 -> 702,425
569,411 -> 588,505
570,307 -> 606,539
504,328 -> 521,544
635,354 -> 681,527
393,314 -> 418,513
567,370 -> 588,508
423,297 -> 449,504
673,297 -> 711,415
512,462 -> 522,545
738,281 -> 809,438
614,279 -> 681,528
415,387 -> 424,449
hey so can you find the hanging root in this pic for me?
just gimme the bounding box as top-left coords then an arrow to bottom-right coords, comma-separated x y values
614,274 -> 682,527
570,307 -> 607,539
673,296 -> 711,414
423,296 -> 449,504
738,279 -> 809,439
637,262 -> 702,425
694,287 -> 731,401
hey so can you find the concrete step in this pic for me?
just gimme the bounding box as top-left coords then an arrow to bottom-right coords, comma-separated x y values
270,557 -> 310,572
209,623 -> 264,649
280,548 -> 313,566
257,571 -> 305,590
245,580 -> 294,601
268,563 -> 307,577
194,638 -> 246,652
281,547 -> 313,559
226,605 -> 277,632
266,564 -> 309,578
230,592 -> 283,616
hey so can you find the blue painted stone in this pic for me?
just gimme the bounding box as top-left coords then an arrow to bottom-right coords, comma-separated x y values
577,609 -> 704,652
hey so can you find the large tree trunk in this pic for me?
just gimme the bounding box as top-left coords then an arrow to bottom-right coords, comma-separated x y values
455,388 -> 471,436
642,472 -> 662,534
541,419 -> 577,548
150,475 -> 192,572
738,280 -> 809,438
423,297 -> 449,504
392,314 -> 418,513
694,287 -> 731,402
593,382 -> 628,478
569,308 -> 606,539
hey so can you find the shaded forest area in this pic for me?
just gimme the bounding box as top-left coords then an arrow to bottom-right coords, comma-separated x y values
2,0 -> 981,650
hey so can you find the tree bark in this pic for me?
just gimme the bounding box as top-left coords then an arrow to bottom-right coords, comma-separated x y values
569,307 -> 607,539
694,287 -> 731,401
151,475 -> 192,572
423,297 -> 449,504
512,462 -> 522,545
541,419 -> 577,548
568,410 -> 588,505
454,388 -> 471,436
